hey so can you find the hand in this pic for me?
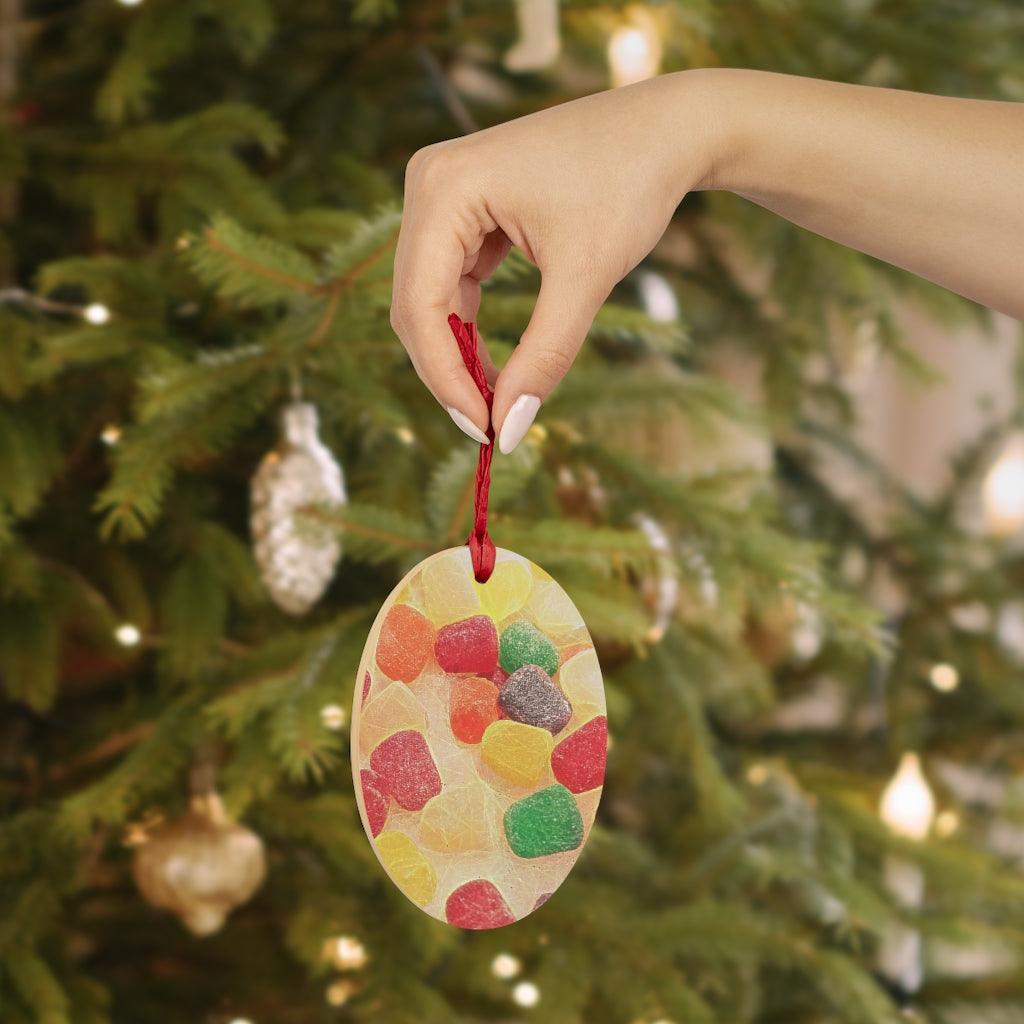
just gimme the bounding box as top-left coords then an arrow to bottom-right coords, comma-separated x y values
392,68 -> 1024,453
390,73 -> 719,452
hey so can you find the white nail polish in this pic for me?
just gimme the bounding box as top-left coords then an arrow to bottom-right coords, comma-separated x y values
446,406 -> 490,445
498,394 -> 541,455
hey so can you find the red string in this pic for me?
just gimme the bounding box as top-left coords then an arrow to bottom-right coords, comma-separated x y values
448,313 -> 496,583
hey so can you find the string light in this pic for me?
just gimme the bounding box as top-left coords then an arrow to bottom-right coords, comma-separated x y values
327,935 -> 368,970
320,704 -> 347,730
636,271 -> 680,323
325,981 -> 351,1007
100,423 -> 122,445
879,753 -> 935,841
935,810 -> 960,837
117,0 -> 145,6
83,302 -> 111,324
746,763 -> 769,786
491,952 -> 521,979
512,981 -> 540,1007
608,12 -> 661,89
114,623 -> 142,647
983,436 -> 1024,536
928,663 -> 960,693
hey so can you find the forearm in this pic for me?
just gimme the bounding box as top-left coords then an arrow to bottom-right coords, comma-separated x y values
688,69 -> 1024,318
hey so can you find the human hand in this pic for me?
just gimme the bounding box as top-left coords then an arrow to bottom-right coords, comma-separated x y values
390,72 -> 719,452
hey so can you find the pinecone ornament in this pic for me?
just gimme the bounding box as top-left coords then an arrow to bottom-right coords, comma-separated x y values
250,401 -> 346,615
132,793 -> 266,936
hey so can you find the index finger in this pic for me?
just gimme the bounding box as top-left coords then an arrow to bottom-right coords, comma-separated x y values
390,156 -> 495,442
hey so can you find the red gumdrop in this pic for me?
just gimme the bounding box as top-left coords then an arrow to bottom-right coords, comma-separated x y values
361,670 -> 372,705
375,604 -> 436,683
445,879 -> 516,929
550,716 -> 608,794
360,769 -> 389,837
449,675 -> 501,744
369,730 -> 442,811
434,615 -> 499,675
490,665 -> 509,688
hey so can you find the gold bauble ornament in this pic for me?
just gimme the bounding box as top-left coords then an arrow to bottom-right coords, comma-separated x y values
250,401 -> 346,615
132,793 -> 266,936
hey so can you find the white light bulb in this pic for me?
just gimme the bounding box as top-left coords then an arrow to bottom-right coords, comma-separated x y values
320,704 -> 347,731
984,438 -> 1024,535
117,0 -> 144,6
114,623 -> 141,647
608,25 -> 661,88
491,953 -> 521,979
83,302 -> 111,324
100,423 -> 122,445
330,935 -> 368,970
637,271 -> 680,323
928,663 -> 959,692
512,981 -> 540,1007
879,752 -> 935,841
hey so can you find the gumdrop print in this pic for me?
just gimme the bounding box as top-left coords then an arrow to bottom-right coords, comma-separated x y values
352,547 -> 607,928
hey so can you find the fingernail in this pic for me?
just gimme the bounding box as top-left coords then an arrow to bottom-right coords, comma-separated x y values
498,394 -> 541,455
446,406 -> 490,445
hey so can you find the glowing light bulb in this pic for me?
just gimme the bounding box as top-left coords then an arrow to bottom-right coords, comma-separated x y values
928,663 -> 959,692
637,271 -> 680,323
325,981 -> 350,1006
320,704 -> 347,730
100,423 -> 122,445
491,953 -> 521,979
118,0 -> 144,6
114,623 -> 141,647
984,437 -> 1024,535
329,935 -> 368,970
83,303 -> 111,324
935,810 -> 960,837
608,23 -> 661,88
512,981 -> 540,1007
879,753 -> 935,841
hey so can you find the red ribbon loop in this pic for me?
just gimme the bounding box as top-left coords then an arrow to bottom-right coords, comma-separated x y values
448,313 -> 496,583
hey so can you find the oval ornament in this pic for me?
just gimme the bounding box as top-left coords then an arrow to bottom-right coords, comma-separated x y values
352,546 -> 606,929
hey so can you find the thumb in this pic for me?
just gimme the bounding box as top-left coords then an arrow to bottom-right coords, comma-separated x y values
492,270 -> 608,454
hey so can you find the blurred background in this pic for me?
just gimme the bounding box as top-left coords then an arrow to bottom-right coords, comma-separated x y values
3,1 -> 1024,1022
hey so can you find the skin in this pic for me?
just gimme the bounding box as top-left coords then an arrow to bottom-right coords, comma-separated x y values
390,68 -> 1024,449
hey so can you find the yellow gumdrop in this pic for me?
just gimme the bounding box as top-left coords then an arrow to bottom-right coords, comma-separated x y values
523,578 -> 585,641
559,649 -> 604,722
474,557 -> 534,621
481,720 -> 554,789
419,782 -> 496,853
422,548 -> 481,625
375,831 -> 437,906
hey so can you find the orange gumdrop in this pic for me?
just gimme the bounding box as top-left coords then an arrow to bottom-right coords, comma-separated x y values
376,603 -> 436,683
450,675 -> 501,744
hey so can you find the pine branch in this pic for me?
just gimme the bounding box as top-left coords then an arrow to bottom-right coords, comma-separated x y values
302,501 -> 434,561
186,214 -> 321,307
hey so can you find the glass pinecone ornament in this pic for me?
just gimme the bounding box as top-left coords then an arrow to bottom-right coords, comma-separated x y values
132,793 -> 266,936
251,401 -> 346,615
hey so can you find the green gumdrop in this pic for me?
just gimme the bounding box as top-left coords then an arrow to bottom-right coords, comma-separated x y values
503,784 -> 584,859
499,621 -> 559,677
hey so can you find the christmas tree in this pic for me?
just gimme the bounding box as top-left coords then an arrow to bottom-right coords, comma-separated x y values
3,1 -> 1024,1021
